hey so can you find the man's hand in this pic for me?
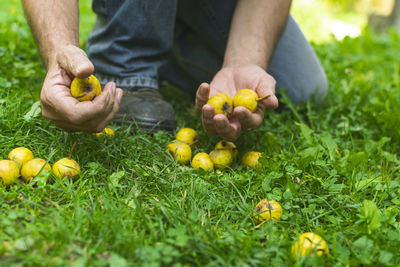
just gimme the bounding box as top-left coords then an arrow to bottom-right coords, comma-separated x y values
41,45 -> 123,132
195,65 -> 279,141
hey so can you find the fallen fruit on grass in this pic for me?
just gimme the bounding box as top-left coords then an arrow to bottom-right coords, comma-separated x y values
209,149 -> 233,169
167,140 -> 192,164
70,74 -> 101,101
21,158 -> 51,182
242,151 -> 262,169
94,127 -> 115,137
192,152 -> 214,171
253,199 -> 282,223
291,232 -> 329,261
8,147 -> 34,168
176,128 -> 198,149
214,140 -> 237,158
52,158 -> 80,178
0,160 -> 20,186
206,93 -> 233,116
233,88 -> 270,112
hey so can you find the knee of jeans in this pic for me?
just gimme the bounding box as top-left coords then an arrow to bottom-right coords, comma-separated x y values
288,69 -> 328,105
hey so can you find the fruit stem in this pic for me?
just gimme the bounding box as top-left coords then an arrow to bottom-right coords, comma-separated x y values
256,95 -> 271,102
69,141 -> 83,160
190,139 -> 199,146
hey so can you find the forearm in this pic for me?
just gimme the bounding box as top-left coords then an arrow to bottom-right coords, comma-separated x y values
223,0 -> 292,69
22,0 -> 79,69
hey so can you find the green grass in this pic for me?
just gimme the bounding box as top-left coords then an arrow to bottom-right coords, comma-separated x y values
1,1 -> 400,266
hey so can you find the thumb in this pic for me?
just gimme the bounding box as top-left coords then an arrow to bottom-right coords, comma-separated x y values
195,82 -> 210,110
57,44 -> 94,78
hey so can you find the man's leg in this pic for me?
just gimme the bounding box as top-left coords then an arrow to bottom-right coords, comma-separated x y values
160,0 -> 327,104
87,0 -> 178,132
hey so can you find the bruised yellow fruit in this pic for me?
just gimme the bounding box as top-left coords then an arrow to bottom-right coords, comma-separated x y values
94,127 -> 115,137
52,158 -> 80,179
21,158 -> 51,182
233,89 -> 259,112
214,141 -> 237,158
0,160 -> 20,186
8,147 -> 34,168
207,93 -> 233,116
242,151 -> 262,169
71,75 -> 102,101
291,232 -> 329,261
253,199 -> 282,224
176,128 -> 198,149
167,140 -> 192,164
209,149 -> 233,170
191,152 -> 214,171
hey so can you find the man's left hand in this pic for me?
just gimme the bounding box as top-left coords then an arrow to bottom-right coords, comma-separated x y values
196,64 -> 279,141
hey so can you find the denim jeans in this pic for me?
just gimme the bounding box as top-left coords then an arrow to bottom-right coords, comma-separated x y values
87,0 -> 327,103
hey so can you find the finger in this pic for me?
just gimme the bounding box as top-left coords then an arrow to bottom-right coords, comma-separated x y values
256,78 -> 279,109
57,45 -> 94,78
201,104 -> 217,135
233,106 -> 264,131
214,114 -> 241,142
78,82 -> 116,121
98,87 -> 123,127
81,86 -> 123,131
195,83 -> 210,110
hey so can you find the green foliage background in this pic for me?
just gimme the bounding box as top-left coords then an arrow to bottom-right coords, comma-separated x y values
1,0 -> 400,266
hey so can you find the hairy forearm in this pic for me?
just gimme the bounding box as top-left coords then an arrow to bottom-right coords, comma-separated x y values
22,0 -> 79,69
223,0 -> 292,69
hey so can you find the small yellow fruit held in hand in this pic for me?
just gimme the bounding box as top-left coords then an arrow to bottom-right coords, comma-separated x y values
206,93 -> 233,116
192,152 -> 214,171
94,127 -> 115,137
71,75 -> 102,101
167,141 -> 192,164
209,149 -> 233,170
242,151 -> 262,169
176,128 -> 198,149
214,141 -> 237,158
8,147 -> 34,168
52,158 -> 80,179
21,158 -> 51,182
233,88 -> 271,112
0,160 -> 20,186
253,199 -> 282,224
233,89 -> 259,112
291,232 -> 329,261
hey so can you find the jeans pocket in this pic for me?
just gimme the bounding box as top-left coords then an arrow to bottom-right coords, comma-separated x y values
92,0 -> 108,18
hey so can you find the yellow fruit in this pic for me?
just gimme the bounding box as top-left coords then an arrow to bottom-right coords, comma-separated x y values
21,158 -> 51,182
8,147 -> 34,168
70,74 -> 102,101
167,141 -> 192,164
214,141 -> 237,158
242,151 -> 262,169
209,149 -> 233,170
176,128 -> 198,149
52,158 -> 80,178
253,199 -> 282,223
206,93 -> 233,116
94,127 -> 115,137
0,160 -> 20,186
291,232 -> 329,261
233,89 -> 259,112
192,152 -> 214,171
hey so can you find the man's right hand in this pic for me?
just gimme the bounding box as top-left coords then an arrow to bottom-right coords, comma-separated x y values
40,45 -> 123,132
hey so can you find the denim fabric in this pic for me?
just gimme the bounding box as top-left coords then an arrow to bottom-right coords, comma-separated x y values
87,0 -> 327,103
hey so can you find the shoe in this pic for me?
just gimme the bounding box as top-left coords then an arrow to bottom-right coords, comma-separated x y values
113,88 -> 177,132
